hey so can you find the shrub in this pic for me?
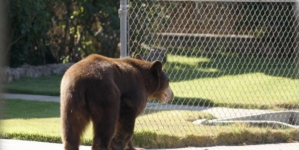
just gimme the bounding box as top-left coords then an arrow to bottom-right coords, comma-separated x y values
7,0 -> 120,67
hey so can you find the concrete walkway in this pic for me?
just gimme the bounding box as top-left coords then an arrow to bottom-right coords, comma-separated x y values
1,139 -> 299,150
2,93 -> 274,119
3,93 -> 60,102
1,93 -> 299,150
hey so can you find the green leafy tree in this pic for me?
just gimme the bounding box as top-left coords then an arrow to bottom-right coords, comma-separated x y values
7,0 -> 120,67
7,0 -> 54,67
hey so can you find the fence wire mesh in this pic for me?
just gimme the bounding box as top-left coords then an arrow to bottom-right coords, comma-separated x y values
128,0 -> 299,148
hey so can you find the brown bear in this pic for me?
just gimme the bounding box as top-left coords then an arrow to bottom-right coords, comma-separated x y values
60,54 -> 174,150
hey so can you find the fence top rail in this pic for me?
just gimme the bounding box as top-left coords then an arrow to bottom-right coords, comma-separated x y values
154,0 -> 297,2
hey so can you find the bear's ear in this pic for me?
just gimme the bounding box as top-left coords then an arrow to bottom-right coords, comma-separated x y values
134,54 -> 143,60
151,61 -> 162,76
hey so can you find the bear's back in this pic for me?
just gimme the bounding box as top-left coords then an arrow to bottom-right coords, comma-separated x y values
61,54 -> 149,94
65,54 -> 117,79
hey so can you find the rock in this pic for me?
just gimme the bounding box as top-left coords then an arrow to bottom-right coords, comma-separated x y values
38,66 -> 52,76
64,63 -> 74,68
25,67 -> 33,78
48,64 -> 59,70
3,67 -> 13,83
52,63 -> 74,75
2,63 -> 74,83
16,68 -> 26,78
52,66 -> 66,75
26,67 -> 42,78
11,68 -> 21,80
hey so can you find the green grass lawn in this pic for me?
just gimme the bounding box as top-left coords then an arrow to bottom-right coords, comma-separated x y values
4,54 -> 299,109
0,100 -> 298,148
165,54 -> 299,109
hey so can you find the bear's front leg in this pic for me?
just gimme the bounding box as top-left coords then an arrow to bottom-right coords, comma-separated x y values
110,101 -> 140,150
125,140 -> 145,150
110,116 -> 136,150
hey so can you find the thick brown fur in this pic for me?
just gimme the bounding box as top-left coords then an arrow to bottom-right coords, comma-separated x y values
60,54 -> 173,150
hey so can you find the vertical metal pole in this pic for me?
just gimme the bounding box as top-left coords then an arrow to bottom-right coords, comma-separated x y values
119,0 -> 129,58
0,0 -> 7,145
294,2 -> 299,142
295,1 -> 299,79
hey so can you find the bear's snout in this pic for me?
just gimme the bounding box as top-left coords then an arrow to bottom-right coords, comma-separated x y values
162,86 -> 174,103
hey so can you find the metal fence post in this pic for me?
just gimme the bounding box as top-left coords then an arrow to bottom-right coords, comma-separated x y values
295,1 -> 299,79
119,0 -> 129,58
0,0 -> 6,137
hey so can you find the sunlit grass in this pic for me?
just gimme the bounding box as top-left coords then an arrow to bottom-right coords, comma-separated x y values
165,54 -> 299,109
170,73 -> 298,106
1,100 -> 298,148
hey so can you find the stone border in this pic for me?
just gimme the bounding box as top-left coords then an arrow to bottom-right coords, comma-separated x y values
2,63 -> 74,83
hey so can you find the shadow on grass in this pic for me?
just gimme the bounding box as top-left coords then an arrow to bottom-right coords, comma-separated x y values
1,129 -> 298,148
165,52 -> 297,82
169,96 -> 299,110
132,129 -> 299,148
171,96 -> 215,107
1,133 -> 62,143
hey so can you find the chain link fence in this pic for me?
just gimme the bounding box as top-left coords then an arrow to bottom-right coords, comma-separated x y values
127,0 -> 299,148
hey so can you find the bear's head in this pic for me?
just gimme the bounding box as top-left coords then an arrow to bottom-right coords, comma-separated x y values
134,54 -> 174,103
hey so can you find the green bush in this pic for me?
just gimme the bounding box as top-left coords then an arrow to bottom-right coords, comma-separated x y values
7,0 -> 120,67
8,0 -> 53,67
